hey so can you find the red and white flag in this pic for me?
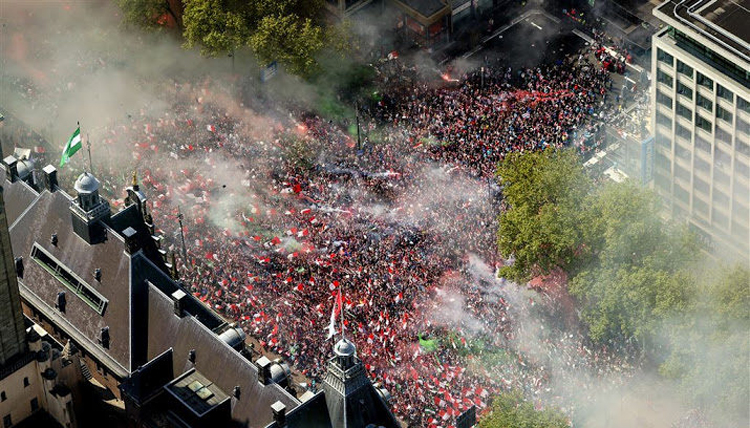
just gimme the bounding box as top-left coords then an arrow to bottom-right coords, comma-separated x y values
326,289 -> 343,339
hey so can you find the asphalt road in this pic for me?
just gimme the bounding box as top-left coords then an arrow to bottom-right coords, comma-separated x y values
468,11 -> 587,69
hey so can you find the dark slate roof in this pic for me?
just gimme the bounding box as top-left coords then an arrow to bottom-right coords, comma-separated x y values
265,392 -> 333,428
9,187 -> 133,375
119,348 -> 175,404
2,168 -> 305,427
2,173 -> 41,226
147,284 -> 300,427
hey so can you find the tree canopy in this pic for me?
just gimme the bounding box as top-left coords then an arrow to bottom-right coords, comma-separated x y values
118,0 -> 183,29
496,150 -> 698,348
248,14 -> 325,77
120,0 -> 338,76
479,390 -> 569,428
659,265 -> 750,426
569,181 -> 698,346
495,148 -> 747,425
496,148 -> 593,282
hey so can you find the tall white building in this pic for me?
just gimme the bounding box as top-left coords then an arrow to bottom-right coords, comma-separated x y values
651,0 -> 750,261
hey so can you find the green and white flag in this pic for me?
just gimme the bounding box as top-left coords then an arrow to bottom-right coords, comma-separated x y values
59,126 -> 82,167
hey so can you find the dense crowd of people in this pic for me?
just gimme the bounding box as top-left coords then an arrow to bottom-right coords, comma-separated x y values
374,53 -> 612,177
3,24 -> 648,426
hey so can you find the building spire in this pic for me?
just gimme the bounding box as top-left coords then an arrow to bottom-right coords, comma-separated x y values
132,170 -> 139,191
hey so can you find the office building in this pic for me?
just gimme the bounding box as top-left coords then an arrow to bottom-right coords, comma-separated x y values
651,0 -> 750,260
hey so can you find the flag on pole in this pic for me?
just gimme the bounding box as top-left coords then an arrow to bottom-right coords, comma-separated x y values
326,289 -> 343,339
60,126 -> 82,167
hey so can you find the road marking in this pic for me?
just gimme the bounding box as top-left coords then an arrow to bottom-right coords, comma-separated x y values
530,21 -> 543,30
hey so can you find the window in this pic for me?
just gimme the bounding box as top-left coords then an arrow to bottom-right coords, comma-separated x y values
716,148 -> 732,169
3,415 -> 10,428
675,183 -> 690,204
677,60 -> 693,78
695,113 -> 712,132
655,170 -> 671,192
716,105 -> 733,123
695,133 -> 711,154
694,155 -> 710,174
694,176 -> 709,195
677,103 -> 692,120
0,392 -> 5,401
30,397 -> 39,413
657,69 -> 674,88
732,220 -> 749,240
735,203 -> 749,225
697,72 -> 713,90
676,123 -> 692,140
715,168 -> 730,187
712,208 -> 728,227
696,92 -> 713,112
715,126 -> 732,145
737,116 -> 750,135
738,141 -> 750,157
677,81 -> 693,99
655,150 -> 671,171
657,90 -> 673,109
675,163 -> 690,182
735,182 -> 749,202
23,377 -> 29,387
717,85 -> 733,102
656,131 -> 671,150
676,143 -> 691,160
657,48 -> 674,66
713,188 -> 730,207
739,97 -> 750,114
737,161 -> 750,179
656,111 -> 672,128
30,244 -> 108,315
694,197 -> 709,216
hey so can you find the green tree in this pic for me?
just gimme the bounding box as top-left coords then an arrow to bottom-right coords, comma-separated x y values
659,265 -> 749,426
180,0 -> 328,75
479,390 -> 569,428
496,148 -> 593,282
119,0 -> 333,76
118,0 -> 183,29
569,181 -> 697,347
248,14 -> 326,77
181,0 -> 251,56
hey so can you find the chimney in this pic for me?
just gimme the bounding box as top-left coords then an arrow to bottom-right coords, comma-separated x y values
171,289 -> 187,317
56,291 -> 67,313
188,349 -> 196,364
51,233 -> 58,246
256,356 -> 272,385
4,155 -> 18,182
94,268 -> 102,282
122,227 -> 139,254
41,165 -> 58,192
271,401 -> 286,427
14,257 -> 23,279
233,386 -> 241,400
100,326 -> 110,349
